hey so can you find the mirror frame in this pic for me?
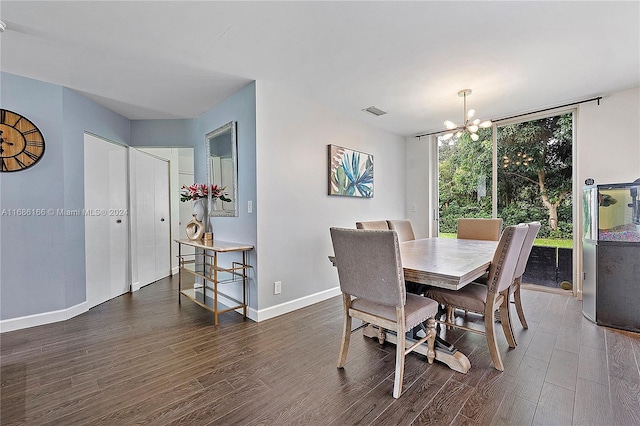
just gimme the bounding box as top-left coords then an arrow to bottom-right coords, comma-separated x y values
206,121 -> 238,217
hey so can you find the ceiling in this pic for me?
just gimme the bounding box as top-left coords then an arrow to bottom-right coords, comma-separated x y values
1,1 -> 638,137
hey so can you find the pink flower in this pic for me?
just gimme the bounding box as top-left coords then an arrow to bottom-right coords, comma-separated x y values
180,183 -> 232,203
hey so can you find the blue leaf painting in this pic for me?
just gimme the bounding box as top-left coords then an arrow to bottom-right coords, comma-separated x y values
329,145 -> 374,198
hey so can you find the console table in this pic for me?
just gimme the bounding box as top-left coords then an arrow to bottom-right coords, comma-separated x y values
175,239 -> 253,325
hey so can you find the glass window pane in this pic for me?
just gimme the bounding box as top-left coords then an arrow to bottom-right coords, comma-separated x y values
496,113 -> 573,234
437,128 -> 493,237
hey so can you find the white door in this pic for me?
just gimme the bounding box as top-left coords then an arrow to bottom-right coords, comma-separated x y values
84,133 -> 129,309
133,150 -> 171,287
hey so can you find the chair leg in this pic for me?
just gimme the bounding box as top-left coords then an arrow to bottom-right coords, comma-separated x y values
513,278 -> 528,329
337,293 -> 352,368
446,305 -> 455,330
484,302 -> 504,371
393,321 -> 406,398
499,291 -> 517,348
425,317 -> 436,364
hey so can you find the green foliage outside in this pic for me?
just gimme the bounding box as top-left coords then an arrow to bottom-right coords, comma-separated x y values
439,113 -> 573,240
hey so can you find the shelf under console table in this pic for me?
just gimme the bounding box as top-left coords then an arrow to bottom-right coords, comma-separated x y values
175,239 -> 254,325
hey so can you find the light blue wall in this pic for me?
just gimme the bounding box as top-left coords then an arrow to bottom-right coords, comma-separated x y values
1,73 -> 258,323
130,119 -> 196,148
0,72 -> 130,320
198,83 -> 258,308
61,88 -> 130,307
197,83 -> 257,245
131,83 -> 259,308
1,73 -> 66,319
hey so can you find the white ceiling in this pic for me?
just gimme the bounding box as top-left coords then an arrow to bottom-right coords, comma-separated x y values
1,1 -> 638,137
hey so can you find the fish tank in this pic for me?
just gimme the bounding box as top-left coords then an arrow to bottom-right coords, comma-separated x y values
583,181 -> 640,243
582,179 -> 640,332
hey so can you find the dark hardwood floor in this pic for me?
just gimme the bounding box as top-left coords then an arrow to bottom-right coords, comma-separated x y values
2,275 -> 639,425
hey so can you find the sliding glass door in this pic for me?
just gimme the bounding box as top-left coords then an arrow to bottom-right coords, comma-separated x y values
437,111 -> 575,290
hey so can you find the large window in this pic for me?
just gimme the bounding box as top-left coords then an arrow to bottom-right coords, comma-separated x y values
438,127 -> 493,234
437,112 -> 574,289
496,113 -> 573,238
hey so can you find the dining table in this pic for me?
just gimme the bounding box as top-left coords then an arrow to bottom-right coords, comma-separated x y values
329,237 -> 498,373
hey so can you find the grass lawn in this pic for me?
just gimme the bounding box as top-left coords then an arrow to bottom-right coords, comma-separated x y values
438,232 -> 573,249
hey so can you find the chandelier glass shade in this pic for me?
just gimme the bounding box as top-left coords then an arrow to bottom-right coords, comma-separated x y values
441,89 -> 492,142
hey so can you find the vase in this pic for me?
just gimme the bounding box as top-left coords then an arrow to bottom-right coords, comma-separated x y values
207,199 -> 217,235
192,198 -> 207,222
185,214 -> 204,240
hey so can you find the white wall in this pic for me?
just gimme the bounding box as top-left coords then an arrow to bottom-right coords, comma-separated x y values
406,136 -> 438,239
254,80 -> 407,319
577,87 -> 640,185
575,87 -> 640,297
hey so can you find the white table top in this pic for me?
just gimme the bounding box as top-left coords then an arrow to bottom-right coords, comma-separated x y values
175,239 -> 254,252
400,238 -> 497,290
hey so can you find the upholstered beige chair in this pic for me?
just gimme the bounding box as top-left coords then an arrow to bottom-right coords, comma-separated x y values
426,224 -> 528,371
457,218 -> 503,241
454,218 -> 502,317
356,220 -> 390,230
472,221 -> 541,333
510,221 -> 541,329
387,219 -> 416,242
330,227 -> 439,398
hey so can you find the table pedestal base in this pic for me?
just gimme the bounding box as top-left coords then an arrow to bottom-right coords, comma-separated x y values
362,325 -> 471,374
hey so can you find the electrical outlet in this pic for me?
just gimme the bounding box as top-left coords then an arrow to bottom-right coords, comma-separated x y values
274,281 -> 282,294
411,204 -> 417,212
248,200 -> 253,213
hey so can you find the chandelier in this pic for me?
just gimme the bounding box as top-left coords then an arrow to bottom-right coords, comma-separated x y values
441,89 -> 492,142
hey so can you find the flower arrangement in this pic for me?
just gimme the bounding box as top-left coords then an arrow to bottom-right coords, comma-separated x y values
180,183 -> 232,203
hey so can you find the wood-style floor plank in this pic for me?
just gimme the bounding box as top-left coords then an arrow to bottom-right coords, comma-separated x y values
532,381 -> 575,426
2,275 -> 640,425
605,327 -> 640,425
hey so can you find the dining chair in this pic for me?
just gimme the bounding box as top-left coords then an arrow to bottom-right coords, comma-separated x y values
355,220 -> 390,230
426,224 -> 528,371
387,219 -> 416,242
470,220 -> 541,333
330,227 -> 439,398
510,221 -> 541,329
457,218 -> 503,241
453,218 -> 503,317
386,219 -> 423,296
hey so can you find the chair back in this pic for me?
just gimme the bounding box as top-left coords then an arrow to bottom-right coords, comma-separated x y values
485,224 -> 528,294
514,221 -> 541,278
387,219 -> 415,242
355,220 -> 390,230
457,218 -> 503,241
330,227 -> 405,307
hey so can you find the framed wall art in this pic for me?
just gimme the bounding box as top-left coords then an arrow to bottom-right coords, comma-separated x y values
328,144 -> 373,198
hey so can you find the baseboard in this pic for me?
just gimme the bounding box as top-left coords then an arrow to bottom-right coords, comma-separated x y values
214,287 -> 340,323
0,301 -> 89,333
254,286 -> 342,322
131,281 -> 141,292
521,284 -> 574,296
1,287 -> 341,332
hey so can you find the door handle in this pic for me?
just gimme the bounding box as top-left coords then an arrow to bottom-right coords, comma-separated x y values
160,218 -> 165,222
116,219 -> 122,223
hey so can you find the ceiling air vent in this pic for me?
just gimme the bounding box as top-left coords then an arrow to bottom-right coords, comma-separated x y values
362,106 -> 388,117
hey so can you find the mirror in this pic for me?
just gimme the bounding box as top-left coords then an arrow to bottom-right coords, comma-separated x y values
206,121 -> 238,217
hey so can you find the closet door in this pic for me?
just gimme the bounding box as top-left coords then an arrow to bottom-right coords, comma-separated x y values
84,133 -> 129,309
133,150 -> 170,287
